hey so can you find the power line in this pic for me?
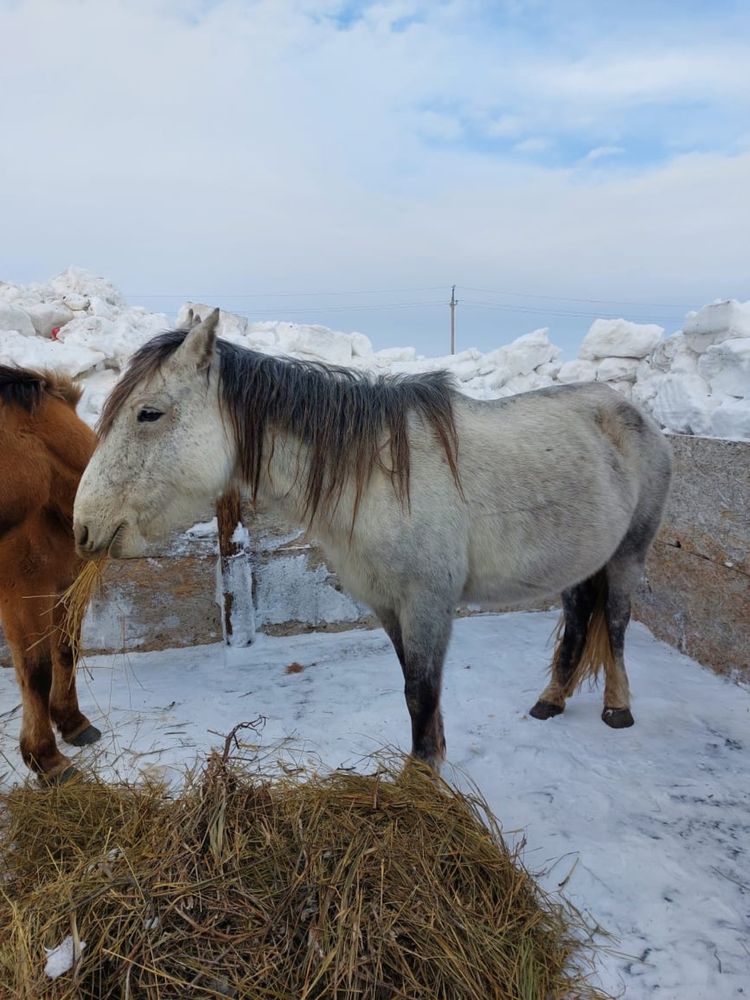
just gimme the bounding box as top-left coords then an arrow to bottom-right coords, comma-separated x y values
459,285 -> 684,309
126,286 -> 446,299
229,300 -> 446,316
128,283 -> 686,314
460,298 -> 680,321
125,281 -> 690,331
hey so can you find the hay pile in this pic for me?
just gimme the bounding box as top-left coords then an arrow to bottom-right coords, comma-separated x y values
0,740 -> 609,999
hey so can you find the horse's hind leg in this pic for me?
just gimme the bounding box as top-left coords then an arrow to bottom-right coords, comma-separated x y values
50,602 -> 101,747
530,578 -> 598,720
600,470 -> 670,729
391,601 -> 453,769
600,582 -> 633,728
599,550 -> 644,729
601,426 -> 671,728
0,593 -> 75,780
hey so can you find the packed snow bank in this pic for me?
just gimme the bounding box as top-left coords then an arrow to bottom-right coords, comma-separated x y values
1,269 -> 749,440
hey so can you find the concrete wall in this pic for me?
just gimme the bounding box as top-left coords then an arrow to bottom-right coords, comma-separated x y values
634,435 -> 749,680
0,511 -> 369,667
2,436 -> 748,681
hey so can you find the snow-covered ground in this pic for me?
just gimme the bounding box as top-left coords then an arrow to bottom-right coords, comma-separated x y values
1,612 -> 748,999
1,267 -> 749,439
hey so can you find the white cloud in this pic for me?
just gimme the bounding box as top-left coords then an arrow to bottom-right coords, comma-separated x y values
484,114 -> 524,139
531,48 -> 750,108
513,137 -> 551,154
583,145 -> 625,162
0,0 -> 748,354
417,110 -> 463,141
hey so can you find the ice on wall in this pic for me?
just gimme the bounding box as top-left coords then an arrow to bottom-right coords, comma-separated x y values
215,522 -> 256,647
1,269 -> 749,440
255,554 -> 366,627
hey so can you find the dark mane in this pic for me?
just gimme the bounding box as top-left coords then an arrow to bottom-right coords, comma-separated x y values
0,364 -> 82,412
99,330 -> 462,522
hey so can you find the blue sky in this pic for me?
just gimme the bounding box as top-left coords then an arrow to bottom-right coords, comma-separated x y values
1,0 -> 749,356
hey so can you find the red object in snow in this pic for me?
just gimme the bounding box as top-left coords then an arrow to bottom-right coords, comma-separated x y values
50,327 -> 60,340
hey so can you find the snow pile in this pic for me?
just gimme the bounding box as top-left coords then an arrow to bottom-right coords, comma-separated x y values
579,318 -> 664,361
0,268 -> 171,425
631,302 -> 750,439
1,270 -> 749,440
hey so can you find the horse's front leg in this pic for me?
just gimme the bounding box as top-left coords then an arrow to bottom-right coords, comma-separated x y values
1,594 -> 75,781
375,606 -> 406,668
390,601 -> 453,769
50,601 -> 101,747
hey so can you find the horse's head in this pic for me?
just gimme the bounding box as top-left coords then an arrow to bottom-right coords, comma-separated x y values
74,310 -> 233,558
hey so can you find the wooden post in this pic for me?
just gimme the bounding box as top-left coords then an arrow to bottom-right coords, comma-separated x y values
216,489 -> 255,646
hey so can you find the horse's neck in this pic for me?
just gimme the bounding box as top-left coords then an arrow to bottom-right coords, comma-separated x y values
254,428 -> 351,538
34,400 -> 96,520
254,429 -> 311,517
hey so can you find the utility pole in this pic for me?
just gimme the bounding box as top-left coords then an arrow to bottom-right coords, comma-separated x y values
449,284 -> 458,354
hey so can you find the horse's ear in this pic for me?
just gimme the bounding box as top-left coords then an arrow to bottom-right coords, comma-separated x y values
174,308 -> 220,373
184,306 -> 195,328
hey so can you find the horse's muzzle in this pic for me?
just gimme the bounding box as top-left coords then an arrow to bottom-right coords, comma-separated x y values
74,521 -> 124,559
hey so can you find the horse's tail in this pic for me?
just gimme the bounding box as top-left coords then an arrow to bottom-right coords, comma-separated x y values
552,567 -> 616,694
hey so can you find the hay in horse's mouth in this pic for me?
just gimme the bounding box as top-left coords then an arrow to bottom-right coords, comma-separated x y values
57,557 -> 107,660
0,740 -> 613,1000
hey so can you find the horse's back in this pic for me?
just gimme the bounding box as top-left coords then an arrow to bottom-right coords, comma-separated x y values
451,382 -> 670,604
457,381 -> 668,492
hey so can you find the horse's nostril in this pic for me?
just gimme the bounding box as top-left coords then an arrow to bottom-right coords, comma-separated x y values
75,524 -> 89,548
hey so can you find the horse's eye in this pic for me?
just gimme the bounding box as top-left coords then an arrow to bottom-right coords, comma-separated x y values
137,408 -> 164,423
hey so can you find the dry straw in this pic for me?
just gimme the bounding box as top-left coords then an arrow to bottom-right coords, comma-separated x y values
57,557 -> 107,660
0,738 -> 612,1000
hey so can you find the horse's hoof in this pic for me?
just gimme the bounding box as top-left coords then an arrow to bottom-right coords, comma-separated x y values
529,700 -> 564,720
67,724 -> 102,747
602,706 -> 635,729
37,764 -> 79,786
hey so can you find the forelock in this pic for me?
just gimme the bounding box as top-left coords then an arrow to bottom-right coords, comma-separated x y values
97,330 -> 188,436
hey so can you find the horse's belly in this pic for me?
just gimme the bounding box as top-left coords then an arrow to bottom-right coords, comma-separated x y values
462,505 -> 631,604
461,567 -> 560,606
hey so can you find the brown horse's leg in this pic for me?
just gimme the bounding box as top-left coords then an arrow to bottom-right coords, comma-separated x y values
530,577 -> 598,719
1,593 -> 74,779
50,603 -> 101,747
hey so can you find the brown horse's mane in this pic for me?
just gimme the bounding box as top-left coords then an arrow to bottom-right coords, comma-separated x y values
0,365 -> 82,412
99,330 -> 462,523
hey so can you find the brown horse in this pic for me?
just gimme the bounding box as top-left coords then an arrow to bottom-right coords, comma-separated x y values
0,365 -> 101,781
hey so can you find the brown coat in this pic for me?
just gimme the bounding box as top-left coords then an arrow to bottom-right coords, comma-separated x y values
0,366 -> 99,779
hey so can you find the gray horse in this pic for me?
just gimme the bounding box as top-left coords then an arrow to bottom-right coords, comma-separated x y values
74,311 -> 672,767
